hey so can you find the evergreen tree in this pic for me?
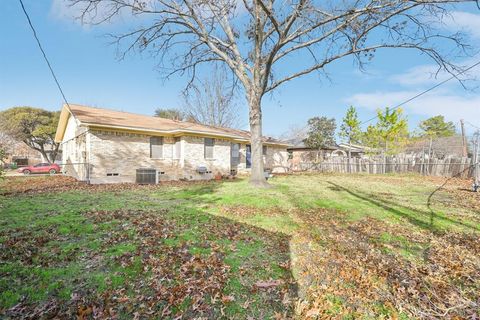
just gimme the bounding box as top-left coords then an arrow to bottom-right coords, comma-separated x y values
418,115 -> 456,137
362,107 -> 408,154
304,117 -> 337,149
154,108 -> 185,121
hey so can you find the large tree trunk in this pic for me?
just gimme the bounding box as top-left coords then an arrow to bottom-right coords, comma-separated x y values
48,143 -> 60,163
248,94 -> 269,187
39,145 -> 52,164
25,140 -> 52,164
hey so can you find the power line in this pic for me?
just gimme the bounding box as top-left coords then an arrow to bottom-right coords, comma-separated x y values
465,121 -> 480,131
18,0 -> 70,107
360,60 -> 480,126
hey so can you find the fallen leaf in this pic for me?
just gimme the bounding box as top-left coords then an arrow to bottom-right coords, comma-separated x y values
77,305 -> 93,320
221,295 -> 235,304
255,280 -> 284,289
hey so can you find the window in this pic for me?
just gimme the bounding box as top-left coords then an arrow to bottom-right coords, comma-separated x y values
204,138 -> 215,159
174,137 -> 181,159
231,143 -> 240,158
263,145 -> 267,156
150,136 -> 163,158
231,143 -> 240,165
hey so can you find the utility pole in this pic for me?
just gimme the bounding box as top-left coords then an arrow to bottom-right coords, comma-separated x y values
427,137 -> 433,176
460,119 -> 468,157
422,146 -> 426,175
347,137 -> 352,174
473,131 -> 479,192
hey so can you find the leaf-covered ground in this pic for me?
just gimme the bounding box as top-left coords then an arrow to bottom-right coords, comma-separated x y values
1,173 -> 479,319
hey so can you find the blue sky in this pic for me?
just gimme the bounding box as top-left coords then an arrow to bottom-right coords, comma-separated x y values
1,0 -> 480,137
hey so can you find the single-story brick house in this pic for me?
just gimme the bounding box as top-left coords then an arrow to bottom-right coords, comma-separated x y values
54,104 -> 290,184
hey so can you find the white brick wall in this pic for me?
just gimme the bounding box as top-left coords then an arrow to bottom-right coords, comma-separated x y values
61,116 -> 88,180
265,146 -> 290,173
234,144 -> 289,174
88,131 -> 183,183
182,136 -> 231,180
62,126 -> 289,183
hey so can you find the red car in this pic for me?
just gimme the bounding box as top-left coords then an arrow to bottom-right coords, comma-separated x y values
17,163 -> 61,175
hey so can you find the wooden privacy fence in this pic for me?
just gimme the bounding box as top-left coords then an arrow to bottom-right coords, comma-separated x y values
292,155 -> 476,178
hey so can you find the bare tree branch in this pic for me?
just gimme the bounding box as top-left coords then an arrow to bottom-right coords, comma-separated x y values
69,0 -> 479,185
182,66 -> 241,128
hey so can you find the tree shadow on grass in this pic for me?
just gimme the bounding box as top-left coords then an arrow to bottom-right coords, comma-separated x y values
326,181 -> 479,233
291,207 -> 480,319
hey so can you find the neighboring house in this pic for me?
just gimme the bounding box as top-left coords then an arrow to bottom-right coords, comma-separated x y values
288,142 -> 367,171
404,135 -> 468,158
54,104 -> 290,184
288,143 -> 337,163
0,137 -> 60,167
336,143 -> 368,157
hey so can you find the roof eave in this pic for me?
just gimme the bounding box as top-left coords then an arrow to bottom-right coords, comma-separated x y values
54,105 -> 72,143
84,122 -> 246,139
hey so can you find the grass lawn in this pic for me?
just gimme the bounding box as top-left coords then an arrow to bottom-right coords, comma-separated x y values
0,173 -> 479,319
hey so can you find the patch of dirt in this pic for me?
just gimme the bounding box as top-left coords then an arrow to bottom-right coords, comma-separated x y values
293,208 -> 480,319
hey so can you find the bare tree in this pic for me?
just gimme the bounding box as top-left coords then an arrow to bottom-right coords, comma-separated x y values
279,124 -> 308,145
71,0 -> 477,186
182,67 -> 240,128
